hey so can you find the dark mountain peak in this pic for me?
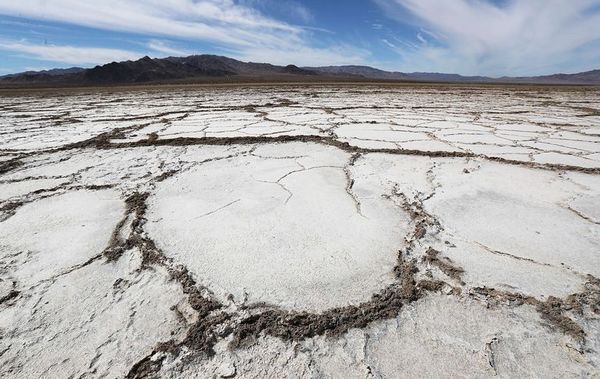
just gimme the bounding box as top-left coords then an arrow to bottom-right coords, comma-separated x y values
0,67 -> 85,81
2,54 -> 599,86
304,65 -> 407,80
283,65 -> 316,75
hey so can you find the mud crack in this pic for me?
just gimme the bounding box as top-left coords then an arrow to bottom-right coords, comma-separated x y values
469,277 -> 600,342
0,289 -> 20,305
13,133 -> 600,177
423,247 -> 465,284
0,158 -> 22,176
103,192 -> 151,262
230,251 -> 420,349
343,153 -> 364,217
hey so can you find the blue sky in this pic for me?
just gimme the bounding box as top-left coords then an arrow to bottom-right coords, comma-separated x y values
1,0 -> 600,76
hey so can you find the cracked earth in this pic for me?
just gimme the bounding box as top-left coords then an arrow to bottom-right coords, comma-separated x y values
1,85 -> 600,378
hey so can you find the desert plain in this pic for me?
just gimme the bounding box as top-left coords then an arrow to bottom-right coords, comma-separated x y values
0,84 -> 599,378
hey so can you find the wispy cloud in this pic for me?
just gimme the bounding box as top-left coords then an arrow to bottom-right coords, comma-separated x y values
0,0 -> 299,47
374,0 -> 600,75
240,0 -> 315,24
0,0 -> 365,67
381,39 -> 396,49
146,40 -> 192,57
0,39 -> 143,64
284,1 -> 315,24
0,36 -> 370,70
231,44 -> 370,67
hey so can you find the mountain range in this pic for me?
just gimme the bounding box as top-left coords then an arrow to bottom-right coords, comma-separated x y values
2,54 -> 599,86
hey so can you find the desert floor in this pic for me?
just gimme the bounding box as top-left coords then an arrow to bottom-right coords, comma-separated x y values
1,84 -> 599,378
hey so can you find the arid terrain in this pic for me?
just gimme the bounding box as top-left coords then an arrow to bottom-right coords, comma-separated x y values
1,84 -> 599,378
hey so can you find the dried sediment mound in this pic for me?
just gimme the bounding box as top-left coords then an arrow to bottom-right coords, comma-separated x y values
1,85 -> 599,378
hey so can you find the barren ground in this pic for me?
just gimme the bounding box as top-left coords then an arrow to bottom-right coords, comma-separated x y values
1,85 -> 599,378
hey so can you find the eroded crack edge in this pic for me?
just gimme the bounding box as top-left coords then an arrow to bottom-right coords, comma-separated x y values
89,134 -> 600,175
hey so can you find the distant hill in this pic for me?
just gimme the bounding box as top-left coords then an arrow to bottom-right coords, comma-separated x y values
0,67 -> 85,82
498,69 -> 600,85
303,65 -> 409,80
1,54 -> 599,86
0,55 -> 317,85
306,65 -> 598,84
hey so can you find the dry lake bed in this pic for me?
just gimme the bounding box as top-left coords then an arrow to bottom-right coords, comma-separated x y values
1,84 -> 600,378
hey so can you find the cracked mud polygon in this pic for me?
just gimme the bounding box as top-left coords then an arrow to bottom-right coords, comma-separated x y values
1,85 -> 600,378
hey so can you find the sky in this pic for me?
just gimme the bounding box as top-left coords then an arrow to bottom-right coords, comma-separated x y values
0,0 -> 600,76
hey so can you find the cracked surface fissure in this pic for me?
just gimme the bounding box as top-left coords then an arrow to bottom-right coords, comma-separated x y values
1,85 -> 600,378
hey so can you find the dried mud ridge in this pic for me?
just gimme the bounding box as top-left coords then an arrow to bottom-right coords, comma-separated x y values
424,247 -> 465,284
67,134 -> 600,175
0,288 -> 20,305
0,159 -> 22,176
471,275 -> 600,341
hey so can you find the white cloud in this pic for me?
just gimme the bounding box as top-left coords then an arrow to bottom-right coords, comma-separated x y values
0,1 -> 303,49
228,44 -> 371,67
375,0 -> 600,75
0,0 -> 366,68
147,40 -> 191,57
0,39 -> 143,64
